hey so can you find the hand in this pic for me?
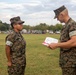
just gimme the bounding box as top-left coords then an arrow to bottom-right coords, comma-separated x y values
7,61 -> 12,67
48,43 -> 58,50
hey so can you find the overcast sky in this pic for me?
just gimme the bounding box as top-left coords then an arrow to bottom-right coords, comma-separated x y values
0,0 -> 76,26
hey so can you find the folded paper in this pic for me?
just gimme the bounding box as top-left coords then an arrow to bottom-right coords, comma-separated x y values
42,37 -> 58,46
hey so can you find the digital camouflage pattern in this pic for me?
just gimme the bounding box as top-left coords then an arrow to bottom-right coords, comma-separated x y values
60,18 -> 76,68
5,30 -> 26,75
62,67 -> 76,75
8,66 -> 25,75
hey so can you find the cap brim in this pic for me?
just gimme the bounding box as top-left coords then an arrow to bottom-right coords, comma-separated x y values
17,21 -> 25,24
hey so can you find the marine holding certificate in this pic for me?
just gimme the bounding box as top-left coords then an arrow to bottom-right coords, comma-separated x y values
48,5 -> 76,75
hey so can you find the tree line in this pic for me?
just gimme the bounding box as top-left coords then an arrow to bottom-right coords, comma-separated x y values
0,20 -> 63,32
0,20 -> 10,31
23,23 -> 63,33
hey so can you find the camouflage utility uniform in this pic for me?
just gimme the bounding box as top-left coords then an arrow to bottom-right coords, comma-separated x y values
60,18 -> 76,75
5,30 -> 26,75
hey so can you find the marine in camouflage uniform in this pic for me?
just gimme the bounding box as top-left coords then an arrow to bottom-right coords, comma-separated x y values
48,5 -> 76,75
5,16 -> 26,75
60,18 -> 76,75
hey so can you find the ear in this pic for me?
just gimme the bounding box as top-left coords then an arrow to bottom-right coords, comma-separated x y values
13,24 -> 17,28
60,13 -> 64,17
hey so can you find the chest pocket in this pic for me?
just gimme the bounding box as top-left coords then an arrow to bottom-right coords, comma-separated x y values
11,37 -> 25,53
16,36 -> 25,44
12,35 -> 25,48
60,25 -> 70,42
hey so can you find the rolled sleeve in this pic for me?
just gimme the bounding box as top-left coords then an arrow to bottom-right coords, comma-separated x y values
5,33 -> 15,47
6,41 -> 13,46
69,31 -> 76,37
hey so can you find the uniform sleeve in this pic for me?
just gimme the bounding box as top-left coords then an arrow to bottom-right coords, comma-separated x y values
5,34 -> 15,46
69,22 -> 76,37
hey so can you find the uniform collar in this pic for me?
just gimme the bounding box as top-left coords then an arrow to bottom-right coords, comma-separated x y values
66,18 -> 72,25
12,29 -> 21,35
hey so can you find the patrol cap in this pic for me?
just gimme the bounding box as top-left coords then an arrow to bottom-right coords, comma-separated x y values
54,5 -> 66,19
10,16 -> 24,25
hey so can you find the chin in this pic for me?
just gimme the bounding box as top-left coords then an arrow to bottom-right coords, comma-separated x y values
19,29 -> 22,31
60,21 -> 63,23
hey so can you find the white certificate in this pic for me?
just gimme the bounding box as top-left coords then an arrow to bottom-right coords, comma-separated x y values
42,37 -> 58,46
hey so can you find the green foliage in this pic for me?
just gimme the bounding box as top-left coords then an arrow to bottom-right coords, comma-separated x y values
55,24 -> 62,31
23,25 -> 31,31
3,23 -> 10,30
0,21 -> 10,31
0,25 -> 6,31
34,23 -> 48,31
48,25 -> 56,32
0,20 -> 62,32
23,23 -> 62,33
48,24 -> 62,32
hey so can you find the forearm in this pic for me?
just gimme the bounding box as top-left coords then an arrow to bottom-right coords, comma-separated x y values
5,46 -> 11,62
57,40 -> 76,49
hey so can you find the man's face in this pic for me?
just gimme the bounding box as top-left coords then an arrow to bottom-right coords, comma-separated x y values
57,13 -> 64,23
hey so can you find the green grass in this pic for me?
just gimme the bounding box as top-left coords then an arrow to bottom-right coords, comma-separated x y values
0,33 -> 62,75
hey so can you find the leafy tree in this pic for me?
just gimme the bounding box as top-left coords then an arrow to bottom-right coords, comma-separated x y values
3,22 -> 10,30
0,20 -> 10,31
23,25 -> 31,31
34,23 -> 48,31
55,23 -> 62,31
0,23 -> 7,31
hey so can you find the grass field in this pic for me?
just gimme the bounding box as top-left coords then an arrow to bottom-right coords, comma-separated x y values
0,33 -> 62,75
